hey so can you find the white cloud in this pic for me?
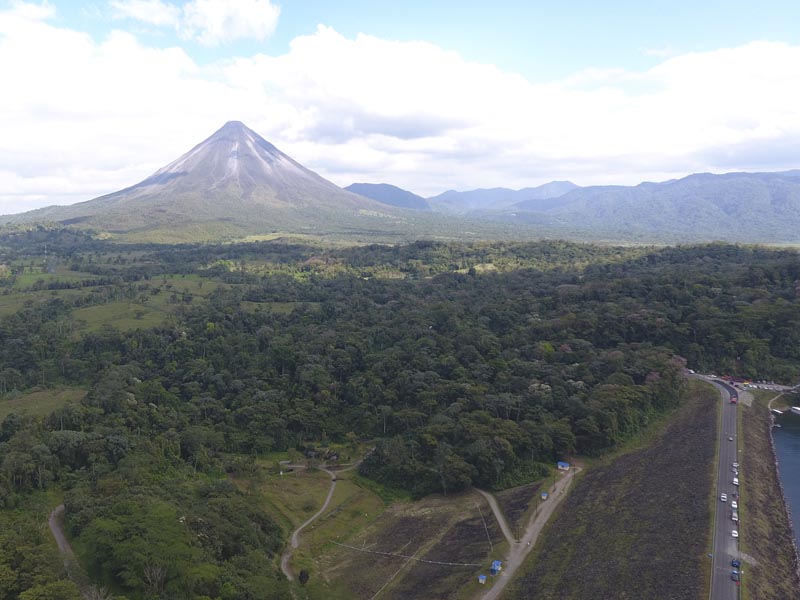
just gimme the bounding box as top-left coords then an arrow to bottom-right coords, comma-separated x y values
110,0 -> 280,46
1,5 -> 800,213
6,0 -> 55,20
109,0 -> 180,27
181,0 -> 280,46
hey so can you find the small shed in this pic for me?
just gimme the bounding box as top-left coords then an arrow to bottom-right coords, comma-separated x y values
541,491 -> 549,500
478,575 -> 487,585
490,560 -> 502,575
557,461 -> 570,471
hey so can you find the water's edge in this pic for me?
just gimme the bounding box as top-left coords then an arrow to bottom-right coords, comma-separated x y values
770,409 -> 800,581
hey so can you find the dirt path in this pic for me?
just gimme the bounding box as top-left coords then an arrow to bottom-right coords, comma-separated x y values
280,462 -> 360,581
475,489 -> 515,544
477,467 -> 581,600
48,504 -> 75,558
768,392 -> 786,411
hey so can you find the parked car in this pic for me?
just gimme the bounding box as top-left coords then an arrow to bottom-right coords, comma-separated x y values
732,462 -> 739,468
733,477 -> 739,486
732,571 -> 740,582
732,530 -> 739,538
731,501 -> 738,509
731,559 -> 741,568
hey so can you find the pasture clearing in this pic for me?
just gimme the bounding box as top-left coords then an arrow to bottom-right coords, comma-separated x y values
0,386 -> 87,420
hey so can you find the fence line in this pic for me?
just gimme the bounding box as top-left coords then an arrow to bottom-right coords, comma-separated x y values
331,541 -> 481,567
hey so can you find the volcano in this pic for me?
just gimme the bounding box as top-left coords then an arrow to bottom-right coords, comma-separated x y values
6,121 -> 409,241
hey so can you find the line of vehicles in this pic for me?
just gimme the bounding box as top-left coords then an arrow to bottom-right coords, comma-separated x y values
721,459 -> 742,584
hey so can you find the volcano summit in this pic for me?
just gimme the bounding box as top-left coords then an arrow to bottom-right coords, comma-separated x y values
5,121 -> 410,241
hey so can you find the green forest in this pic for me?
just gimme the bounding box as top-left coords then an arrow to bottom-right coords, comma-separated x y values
1,227 -> 798,599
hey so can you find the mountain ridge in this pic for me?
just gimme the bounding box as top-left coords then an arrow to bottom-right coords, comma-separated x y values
427,181 -> 579,213
345,183 -> 430,210
2,121 -> 413,241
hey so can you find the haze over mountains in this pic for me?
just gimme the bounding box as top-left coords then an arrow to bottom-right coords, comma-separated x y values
352,172 -> 800,243
426,181 -> 579,213
3,121 -> 800,244
344,183 -> 430,210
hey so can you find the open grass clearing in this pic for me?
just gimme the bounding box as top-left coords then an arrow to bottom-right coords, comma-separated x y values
0,288 -> 86,318
0,386 -> 87,420
256,467 -> 334,534
68,275 -> 231,332
71,301 -> 169,332
10,268 -> 95,290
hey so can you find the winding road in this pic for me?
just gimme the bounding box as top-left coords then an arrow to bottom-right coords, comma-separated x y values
48,504 -> 74,558
279,462 -> 360,581
477,467 -> 581,600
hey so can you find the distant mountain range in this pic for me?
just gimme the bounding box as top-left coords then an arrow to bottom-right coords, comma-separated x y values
345,183 -> 430,210
3,121 -> 799,244
427,181 -> 579,213
493,170 -> 800,242
353,172 -> 800,243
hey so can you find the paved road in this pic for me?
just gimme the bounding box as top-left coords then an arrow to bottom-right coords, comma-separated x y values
706,378 -> 742,600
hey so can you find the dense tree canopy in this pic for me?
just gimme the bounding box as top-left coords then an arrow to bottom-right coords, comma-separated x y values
0,231 -> 798,597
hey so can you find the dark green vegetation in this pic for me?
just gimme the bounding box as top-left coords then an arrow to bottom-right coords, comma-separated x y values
0,227 -> 799,598
0,492 -> 83,599
740,391 -> 800,599
508,381 -> 718,600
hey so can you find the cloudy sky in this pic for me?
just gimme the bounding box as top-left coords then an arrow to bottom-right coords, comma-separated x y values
2,0 -> 800,214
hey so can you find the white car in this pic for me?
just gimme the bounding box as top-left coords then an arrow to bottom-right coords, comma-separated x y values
720,493 -> 728,502
731,501 -> 738,509
732,530 -> 739,538
732,462 -> 739,468
733,477 -> 739,486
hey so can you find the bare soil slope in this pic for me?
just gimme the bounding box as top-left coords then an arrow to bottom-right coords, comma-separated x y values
508,383 -> 717,600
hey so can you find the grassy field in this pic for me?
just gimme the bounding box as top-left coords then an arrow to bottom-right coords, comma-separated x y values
305,488 -> 505,600
71,300 -> 169,332
10,267 -> 94,290
255,467 -> 335,534
246,456 -> 507,600
507,381 -> 718,600
0,288 -> 87,318
739,390 -> 800,599
0,272 -> 233,332
0,386 -> 86,420
68,275 -> 229,332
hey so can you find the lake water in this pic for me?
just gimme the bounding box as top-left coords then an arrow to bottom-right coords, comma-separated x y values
773,409 -> 800,548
